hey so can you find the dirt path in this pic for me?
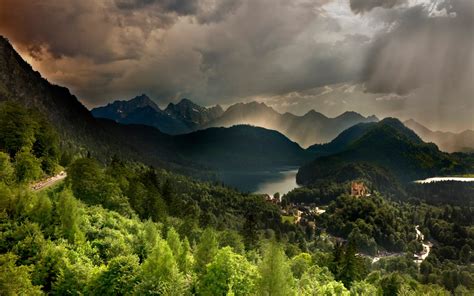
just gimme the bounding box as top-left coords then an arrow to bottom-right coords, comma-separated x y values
31,171 -> 67,191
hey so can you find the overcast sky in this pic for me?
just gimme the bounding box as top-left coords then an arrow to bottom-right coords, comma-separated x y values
0,0 -> 472,132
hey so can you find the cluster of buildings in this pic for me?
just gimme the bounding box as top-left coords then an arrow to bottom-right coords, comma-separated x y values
263,181 -> 370,226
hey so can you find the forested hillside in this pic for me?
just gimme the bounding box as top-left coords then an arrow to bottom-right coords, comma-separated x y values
298,118 -> 474,188
173,125 -> 312,170
1,99 -> 472,295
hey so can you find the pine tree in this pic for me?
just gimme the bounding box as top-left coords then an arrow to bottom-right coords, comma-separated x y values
138,239 -> 187,295
195,228 -> 218,274
178,237 -> 194,274
166,227 -> 183,259
257,241 -> 295,296
198,247 -> 258,296
243,213 -> 258,249
56,189 -> 84,243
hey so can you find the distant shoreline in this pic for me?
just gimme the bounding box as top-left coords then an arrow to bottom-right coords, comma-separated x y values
414,177 -> 474,184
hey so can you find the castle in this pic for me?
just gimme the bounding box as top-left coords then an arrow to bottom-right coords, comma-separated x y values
351,181 -> 368,197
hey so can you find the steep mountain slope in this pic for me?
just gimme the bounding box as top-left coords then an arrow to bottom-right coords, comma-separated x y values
404,119 -> 474,153
297,118 -> 473,185
0,36 -> 190,171
307,122 -> 375,156
0,37 -> 96,144
204,101 -> 378,147
174,125 -> 312,170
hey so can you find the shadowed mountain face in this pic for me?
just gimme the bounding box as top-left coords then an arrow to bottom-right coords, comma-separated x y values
165,98 -> 224,128
91,94 -> 160,122
0,36 -> 308,174
297,118 -> 474,185
174,125 -> 312,170
307,118 -> 423,156
92,96 -> 223,135
404,119 -> 474,153
92,94 -> 192,135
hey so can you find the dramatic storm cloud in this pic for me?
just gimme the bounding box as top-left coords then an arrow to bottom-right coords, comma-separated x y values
0,0 -> 472,131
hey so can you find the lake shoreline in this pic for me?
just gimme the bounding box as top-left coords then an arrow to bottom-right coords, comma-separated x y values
218,167 -> 300,195
414,177 -> 474,184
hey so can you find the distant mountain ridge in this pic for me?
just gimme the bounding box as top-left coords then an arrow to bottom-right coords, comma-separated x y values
93,97 -> 379,147
165,98 -> 224,128
92,95 -> 223,135
404,119 -> 474,153
204,102 -> 379,147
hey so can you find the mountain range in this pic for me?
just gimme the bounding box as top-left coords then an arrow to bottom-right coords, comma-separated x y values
93,95 -> 474,154
297,118 -> 473,187
92,95 -> 224,135
92,97 -> 379,147
0,36 -> 308,174
404,119 -> 474,153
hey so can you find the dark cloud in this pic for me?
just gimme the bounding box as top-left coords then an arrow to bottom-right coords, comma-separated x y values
195,0 -> 242,24
0,0 -> 471,131
115,0 -> 199,15
363,1 -> 473,97
350,0 -> 405,14
0,0 -> 166,62
0,0 -> 238,63
192,0 -> 369,103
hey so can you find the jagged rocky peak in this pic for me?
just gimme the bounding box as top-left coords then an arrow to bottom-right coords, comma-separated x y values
114,94 -> 160,111
165,98 -> 224,125
166,98 -> 204,113
225,101 -> 277,113
303,109 -> 328,119
129,94 -> 157,108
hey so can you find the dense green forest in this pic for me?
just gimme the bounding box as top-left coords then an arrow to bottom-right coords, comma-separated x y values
1,103 -> 473,295
406,181 -> 474,206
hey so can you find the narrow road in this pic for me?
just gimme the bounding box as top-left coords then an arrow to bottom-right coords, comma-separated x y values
31,171 -> 67,191
370,225 -> 431,264
414,225 -> 431,264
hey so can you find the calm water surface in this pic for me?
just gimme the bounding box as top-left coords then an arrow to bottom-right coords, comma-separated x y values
218,168 -> 299,195
414,177 -> 474,184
